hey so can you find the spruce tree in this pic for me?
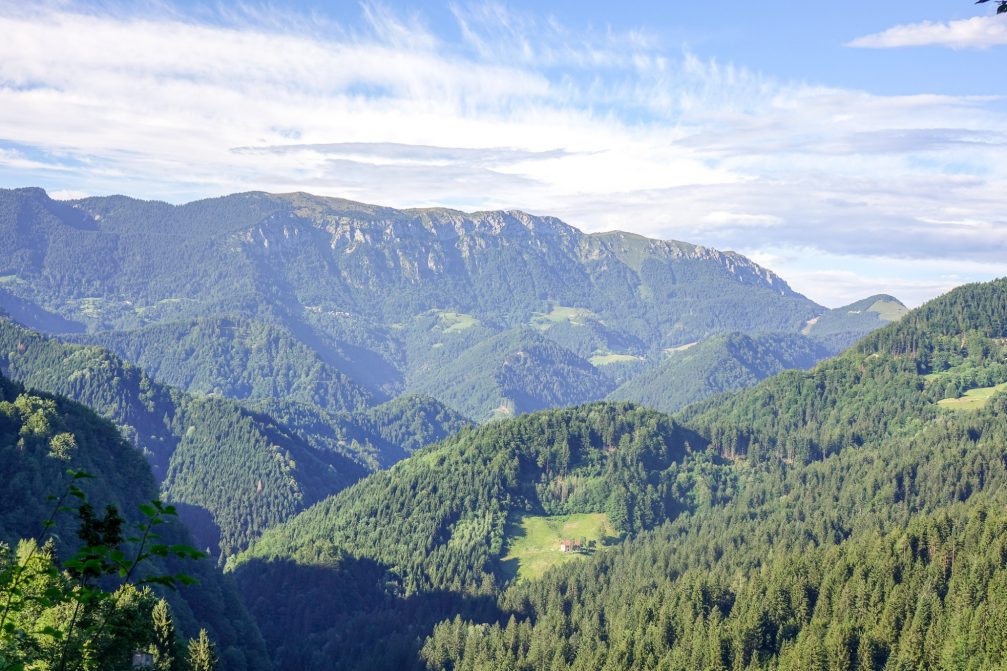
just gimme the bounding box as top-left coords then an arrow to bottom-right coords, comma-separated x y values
186,629 -> 217,671
151,599 -> 176,671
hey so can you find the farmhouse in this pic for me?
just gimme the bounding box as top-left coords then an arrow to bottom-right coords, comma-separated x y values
559,539 -> 582,553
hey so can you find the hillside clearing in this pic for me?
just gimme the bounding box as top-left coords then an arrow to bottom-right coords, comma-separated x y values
938,383 -> 1007,411
867,298 -> 909,322
433,310 -> 480,333
500,512 -> 617,582
530,305 -> 601,330
589,353 -> 643,366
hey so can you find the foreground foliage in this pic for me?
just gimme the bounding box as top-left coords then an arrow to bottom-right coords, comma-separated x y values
0,372 -> 270,670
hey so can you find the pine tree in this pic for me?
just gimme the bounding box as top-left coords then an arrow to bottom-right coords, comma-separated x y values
186,629 -> 217,671
151,599 -> 176,671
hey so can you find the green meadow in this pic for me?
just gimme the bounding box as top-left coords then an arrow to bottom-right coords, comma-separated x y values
500,512 -> 617,582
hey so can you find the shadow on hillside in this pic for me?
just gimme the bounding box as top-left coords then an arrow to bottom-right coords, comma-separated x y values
232,555 -> 504,671
172,502 -> 222,559
0,291 -> 86,334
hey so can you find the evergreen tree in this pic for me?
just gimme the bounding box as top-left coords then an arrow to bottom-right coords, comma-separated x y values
151,598 -> 177,671
186,629 -> 217,671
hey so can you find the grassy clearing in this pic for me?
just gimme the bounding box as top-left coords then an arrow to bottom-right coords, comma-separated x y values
433,310 -> 480,333
489,401 -> 515,421
133,297 -> 198,315
589,353 -> 643,366
500,512 -> 617,582
530,305 -> 600,330
938,383 -> 1007,411
868,299 -> 909,322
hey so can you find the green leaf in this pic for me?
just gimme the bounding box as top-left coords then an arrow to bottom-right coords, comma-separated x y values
169,544 -> 207,559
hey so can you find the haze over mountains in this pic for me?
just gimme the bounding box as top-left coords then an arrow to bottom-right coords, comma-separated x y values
0,187 -> 905,422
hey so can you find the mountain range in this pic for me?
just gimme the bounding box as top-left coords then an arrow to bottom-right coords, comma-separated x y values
0,187 -> 905,422
4,185 -> 962,671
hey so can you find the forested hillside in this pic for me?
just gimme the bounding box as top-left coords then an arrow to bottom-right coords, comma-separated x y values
405,328 -> 615,421
74,316 -> 377,411
0,370 -> 271,670
0,187 -> 901,423
606,295 -> 908,416
608,332 -> 830,414
419,278 -> 1007,670
0,317 -> 467,556
230,404 -> 714,670
224,278 -> 1007,670
804,294 -> 909,351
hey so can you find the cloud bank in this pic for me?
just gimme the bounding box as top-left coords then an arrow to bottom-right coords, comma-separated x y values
0,1 -> 1005,307
849,16 -> 1007,49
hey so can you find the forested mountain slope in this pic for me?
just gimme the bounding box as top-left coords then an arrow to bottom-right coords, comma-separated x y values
230,404 -> 714,670
251,394 -> 471,471
0,317 -> 467,556
421,278 -> 1007,670
0,370 -> 271,670
606,295 -> 908,416
803,293 -> 909,351
405,328 -> 615,421
682,279 -> 1007,463
0,187 -> 896,422
0,188 -> 816,340
608,332 -> 830,414
74,316 -> 377,411
231,278 -> 1007,670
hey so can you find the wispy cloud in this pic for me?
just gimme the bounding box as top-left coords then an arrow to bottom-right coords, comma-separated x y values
448,1 -> 659,69
0,1 -> 1005,305
848,16 -> 1007,49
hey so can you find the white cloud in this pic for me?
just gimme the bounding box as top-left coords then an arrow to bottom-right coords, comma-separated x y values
702,211 -> 783,228
0,2 -> 1005,306
848,16 -> 1007,49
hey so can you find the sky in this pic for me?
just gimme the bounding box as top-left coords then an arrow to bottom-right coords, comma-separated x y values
1,1 -> 1005,307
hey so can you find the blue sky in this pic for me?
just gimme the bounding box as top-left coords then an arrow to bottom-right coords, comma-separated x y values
1,0 -> 1005,306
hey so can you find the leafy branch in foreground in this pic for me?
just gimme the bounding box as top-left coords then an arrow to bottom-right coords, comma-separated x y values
0,469 -> 210,671
975,0 -> 1007,15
